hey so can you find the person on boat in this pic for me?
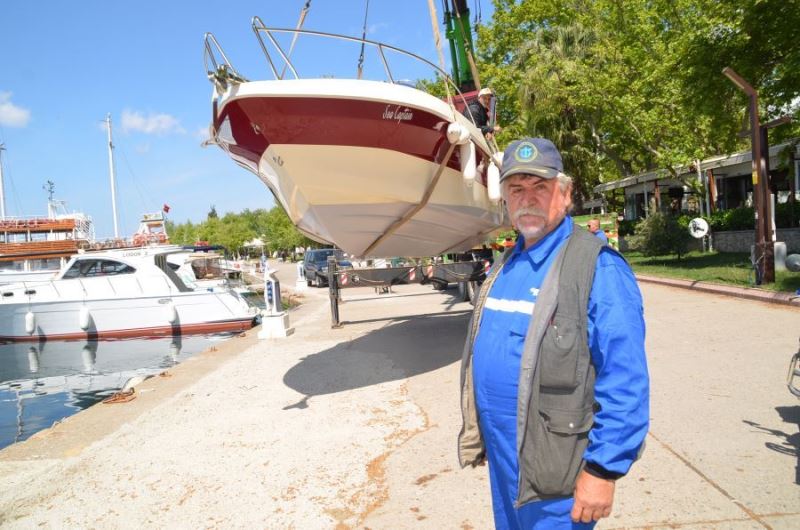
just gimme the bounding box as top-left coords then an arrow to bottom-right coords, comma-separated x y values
458,137 -> 649,528
463,87 -> 501,138
587,218 -> 608,244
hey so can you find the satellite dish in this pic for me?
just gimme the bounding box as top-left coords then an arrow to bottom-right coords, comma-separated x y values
688,218 -> 709,239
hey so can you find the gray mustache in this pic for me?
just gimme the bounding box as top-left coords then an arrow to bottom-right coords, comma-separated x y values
512,207 -> 547,223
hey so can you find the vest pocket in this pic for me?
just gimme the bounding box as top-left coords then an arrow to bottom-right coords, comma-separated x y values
539,315 -> 581,390
524,406 -> 594,496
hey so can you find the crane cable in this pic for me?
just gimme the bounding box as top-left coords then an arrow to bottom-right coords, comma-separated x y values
357,0 -> 370,79
279,0 -> 312,80
426,0 -> 457,117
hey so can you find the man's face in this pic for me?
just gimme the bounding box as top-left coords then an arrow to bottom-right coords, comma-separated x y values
478,95 -> 491,108
504,174 -> 572,247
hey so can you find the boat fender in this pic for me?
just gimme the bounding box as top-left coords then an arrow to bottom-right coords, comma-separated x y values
25,311 -> 35,335
165,301 -> 178,324
488,156 -> 502,202
460,142 -> 477,183
446,122 -> 470,145
79,306 -> 92,331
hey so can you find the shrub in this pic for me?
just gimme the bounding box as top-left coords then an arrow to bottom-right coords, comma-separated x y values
703,204 -> 799,232
627,212 -> 692,258
706,207 -> 755,232
617,219 -> 638,237
775,201 -> 800,228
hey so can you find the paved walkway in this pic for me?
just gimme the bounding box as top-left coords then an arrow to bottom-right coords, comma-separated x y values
0,261 -> 798,528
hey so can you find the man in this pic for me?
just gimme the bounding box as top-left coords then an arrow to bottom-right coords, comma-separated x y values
464,87 -> 501,138
587,218 -> 608,243
458,138 -> 649,529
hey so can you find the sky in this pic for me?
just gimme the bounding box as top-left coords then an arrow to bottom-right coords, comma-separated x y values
0,0 -> 494,238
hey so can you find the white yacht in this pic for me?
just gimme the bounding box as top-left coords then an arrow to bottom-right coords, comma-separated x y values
0,246 -> 258,342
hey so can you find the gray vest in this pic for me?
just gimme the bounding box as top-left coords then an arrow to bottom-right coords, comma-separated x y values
458,226 -> 606,506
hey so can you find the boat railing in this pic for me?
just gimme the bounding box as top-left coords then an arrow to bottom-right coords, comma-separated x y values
203,18 -> 478,127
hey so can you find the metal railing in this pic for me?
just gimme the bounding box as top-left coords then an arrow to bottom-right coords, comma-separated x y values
203,17 -> 477,125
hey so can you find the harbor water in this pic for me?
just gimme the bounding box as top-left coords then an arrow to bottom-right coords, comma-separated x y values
0,334 -> 237,450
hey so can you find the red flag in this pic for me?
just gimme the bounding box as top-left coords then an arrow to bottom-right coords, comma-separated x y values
163,203 -> 171,213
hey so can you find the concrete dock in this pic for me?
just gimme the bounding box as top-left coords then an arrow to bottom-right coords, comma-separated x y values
1,261 -> 798,529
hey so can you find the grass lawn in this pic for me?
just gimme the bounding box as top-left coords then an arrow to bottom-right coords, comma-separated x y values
623,250 -> 800,294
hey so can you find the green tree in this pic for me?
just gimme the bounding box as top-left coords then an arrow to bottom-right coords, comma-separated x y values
263,206 -> 315,253
475,0 -> 799,201
628,212 -> 692,259
678,0 -> 800,145
166,206 -> 314,256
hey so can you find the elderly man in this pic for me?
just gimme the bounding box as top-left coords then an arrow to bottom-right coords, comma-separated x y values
587,218 -> 608,244
458,138 -> 649,529
464,87 -> 501,138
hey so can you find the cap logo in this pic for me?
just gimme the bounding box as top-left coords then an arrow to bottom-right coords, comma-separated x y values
514,141 -> 538,162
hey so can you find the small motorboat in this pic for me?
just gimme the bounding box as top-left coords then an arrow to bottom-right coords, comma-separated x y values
0,246 -> 258,342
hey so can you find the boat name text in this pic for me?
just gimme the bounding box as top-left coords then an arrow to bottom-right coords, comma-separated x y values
382,105 -> 414,123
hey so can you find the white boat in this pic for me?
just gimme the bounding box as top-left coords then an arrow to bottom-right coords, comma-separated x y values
203,19 -> 508,258
0,246 -> 258,342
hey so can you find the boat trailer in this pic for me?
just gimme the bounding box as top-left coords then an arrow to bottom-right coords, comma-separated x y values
324,256 -> 487,328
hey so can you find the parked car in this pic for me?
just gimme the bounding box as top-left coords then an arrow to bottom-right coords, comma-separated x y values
303,249 -> 352,287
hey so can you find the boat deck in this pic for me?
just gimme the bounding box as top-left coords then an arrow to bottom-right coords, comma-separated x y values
0,218 -> 77,233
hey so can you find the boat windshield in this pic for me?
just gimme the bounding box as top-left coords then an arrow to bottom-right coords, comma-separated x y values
62,259 -> 136,279
190,258 -> 223,279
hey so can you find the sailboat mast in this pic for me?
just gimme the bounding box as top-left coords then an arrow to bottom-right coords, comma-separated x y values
105,114 -> 120,238
0,143 -> 6,219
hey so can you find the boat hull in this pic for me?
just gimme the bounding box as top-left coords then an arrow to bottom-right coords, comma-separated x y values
213,79 -> 506,257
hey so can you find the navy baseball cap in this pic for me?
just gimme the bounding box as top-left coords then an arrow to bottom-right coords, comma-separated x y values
499,138 -> 565,182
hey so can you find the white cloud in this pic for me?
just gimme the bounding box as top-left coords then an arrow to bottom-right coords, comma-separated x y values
135,142 -> 151,154
0,92 -> 31,127
121,109 -> 185,135
195,126 -> 211,141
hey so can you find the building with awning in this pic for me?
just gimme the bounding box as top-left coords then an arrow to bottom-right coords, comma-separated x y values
592,141 -> 799,220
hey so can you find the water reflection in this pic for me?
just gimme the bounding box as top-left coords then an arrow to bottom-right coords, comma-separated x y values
0,335 -> 231,450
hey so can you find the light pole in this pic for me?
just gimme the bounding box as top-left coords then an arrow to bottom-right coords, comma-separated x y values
722,67 -> 774,283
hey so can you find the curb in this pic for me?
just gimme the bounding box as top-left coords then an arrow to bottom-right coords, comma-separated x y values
635,274 -> 800,308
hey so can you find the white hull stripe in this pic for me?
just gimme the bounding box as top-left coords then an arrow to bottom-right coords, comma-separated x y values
484,297 -> 536,315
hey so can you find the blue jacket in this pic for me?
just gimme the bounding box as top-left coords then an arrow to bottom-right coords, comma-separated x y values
459,217 -> 649,503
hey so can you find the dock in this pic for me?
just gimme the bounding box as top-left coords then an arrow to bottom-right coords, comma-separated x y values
1,260 -> 798,528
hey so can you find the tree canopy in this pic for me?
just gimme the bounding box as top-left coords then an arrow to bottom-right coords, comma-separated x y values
166,206 -> 315,255
475,0 -> 800,201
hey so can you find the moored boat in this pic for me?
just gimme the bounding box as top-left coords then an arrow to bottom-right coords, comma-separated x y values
0,246 -> 258,342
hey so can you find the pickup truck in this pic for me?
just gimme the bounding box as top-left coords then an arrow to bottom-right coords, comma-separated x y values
303,249 -> 352,287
